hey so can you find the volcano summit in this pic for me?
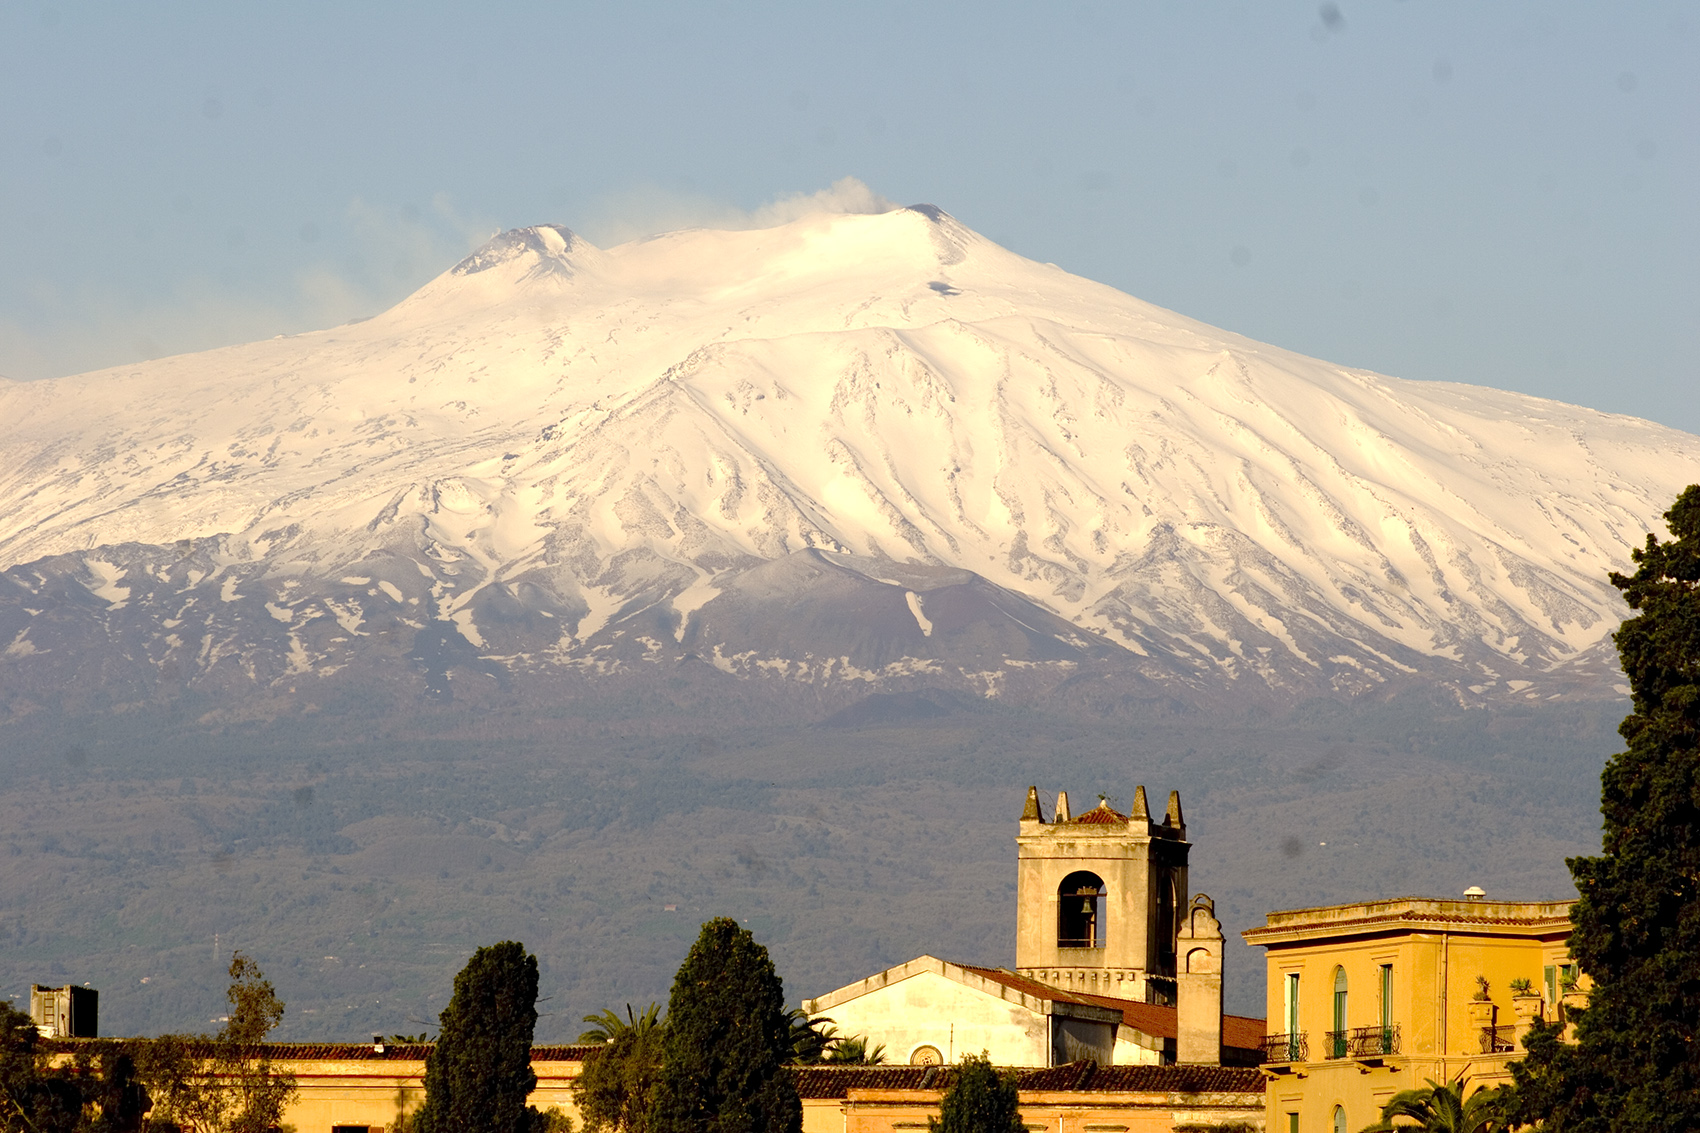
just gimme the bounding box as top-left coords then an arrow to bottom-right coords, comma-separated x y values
2,204 -> 1695,712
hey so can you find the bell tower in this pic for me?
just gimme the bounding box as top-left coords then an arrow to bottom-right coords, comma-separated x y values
1015,785 -> 1190,1004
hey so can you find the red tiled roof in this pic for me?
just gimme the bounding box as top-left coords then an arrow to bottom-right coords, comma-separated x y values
954,965 -> 1112,1009
53,1039 -> 1261,1092
793,1066 -> 938,1097
1071,803 -> 1128,825
46,1039 -> 600,1062
1064,1064 -> 1264,1093
1072,993 -> 1266,1052
791,1063 -> 1262,1097
945,971 -> 1265,1054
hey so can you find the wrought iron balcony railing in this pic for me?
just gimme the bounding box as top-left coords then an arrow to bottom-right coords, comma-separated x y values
1346,1024 -> 1401,1057
1480,1024 -> 1517,1054
1260,1032 -> 1309,1063
1323,1024 -> 1403,1059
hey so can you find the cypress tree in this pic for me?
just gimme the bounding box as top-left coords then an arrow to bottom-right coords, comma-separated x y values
652,917 -> 801,1133
928,1054 -> 1023,1133
416,941 -> 542,1133
1513,484 -> 1700,1131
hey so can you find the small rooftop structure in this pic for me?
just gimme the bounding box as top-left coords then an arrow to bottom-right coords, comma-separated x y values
31,984 -> 97,1039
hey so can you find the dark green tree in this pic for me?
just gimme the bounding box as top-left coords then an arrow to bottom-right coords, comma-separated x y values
928,1054 -> 1022,1133
416,941 -> 543,1133
0,1003 -> 82,1133
66,1045 -> 150,1133
1512,484 -> 1700,1131
652,917 -> 800,1133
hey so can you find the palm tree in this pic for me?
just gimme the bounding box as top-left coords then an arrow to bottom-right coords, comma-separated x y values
579,1002 -> 663,1044
822,1035 -> 887,1065
787,1008 -> 839,1063
1360,1076 -> 1513,1133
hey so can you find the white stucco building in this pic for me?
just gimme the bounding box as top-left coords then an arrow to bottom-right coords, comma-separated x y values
802,788 -> 1266,1068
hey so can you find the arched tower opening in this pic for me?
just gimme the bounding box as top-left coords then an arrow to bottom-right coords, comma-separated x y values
1057,870 -> 1106,949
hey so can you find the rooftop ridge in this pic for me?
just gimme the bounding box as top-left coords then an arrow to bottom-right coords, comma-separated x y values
1244,895 -> 1577,942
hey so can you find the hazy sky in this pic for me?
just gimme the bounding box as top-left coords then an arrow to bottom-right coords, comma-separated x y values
2,2 -> 1694,432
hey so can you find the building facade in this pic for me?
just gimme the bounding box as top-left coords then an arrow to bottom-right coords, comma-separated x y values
1242,895 -> 1579,1133
804,786 -> 1260,1069
47,1042 -> 1267,1133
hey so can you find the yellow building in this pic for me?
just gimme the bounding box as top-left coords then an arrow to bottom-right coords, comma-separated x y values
1242,894 -> 1580,1133
50,1041 -> 1265,1133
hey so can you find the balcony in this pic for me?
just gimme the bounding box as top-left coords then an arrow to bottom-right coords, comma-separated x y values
1260,1032 -> 1309,1063
1480,1024 -> 1517,1054
1322,1025 -> 1402,1060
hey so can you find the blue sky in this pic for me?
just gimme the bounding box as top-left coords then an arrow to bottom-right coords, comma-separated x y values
2,1 -> 1694,432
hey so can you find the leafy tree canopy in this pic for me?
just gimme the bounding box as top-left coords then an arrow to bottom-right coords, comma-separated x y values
575,1007 -> 665,1133
129,952 -> 296,1133
928,1054 -> 1023,1133
652,918 -> 800,1133
1513,484 -> 1700,1131
0,1003 -> 83,1133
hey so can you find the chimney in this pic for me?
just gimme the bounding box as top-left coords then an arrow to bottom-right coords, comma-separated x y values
373,1034 -> 385,1054
1175,895 -> 1224,1065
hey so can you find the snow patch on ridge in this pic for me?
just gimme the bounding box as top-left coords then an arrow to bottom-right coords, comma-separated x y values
0,201 -> 1691,697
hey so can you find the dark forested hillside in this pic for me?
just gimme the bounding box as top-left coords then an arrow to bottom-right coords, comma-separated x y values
0,673 -> 1609,1039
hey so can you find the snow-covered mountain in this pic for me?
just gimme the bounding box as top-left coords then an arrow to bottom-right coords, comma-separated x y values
2,205 -> 1696,710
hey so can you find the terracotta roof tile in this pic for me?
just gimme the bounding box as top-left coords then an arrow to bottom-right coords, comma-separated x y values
953,965 -> 1108,1008
793,1066 -> 936,1097
1067,1064 -> 1264,1093
46,1039 -> 600,1062
1013,1062 -> 1100,1090
1070,994 -> 1265,1052
798,1062 -> 1262,1096
1070,803 -> 1128,825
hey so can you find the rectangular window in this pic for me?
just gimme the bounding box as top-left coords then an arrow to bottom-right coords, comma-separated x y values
1380,964 -> 1394,1031
1286,971 -> 1301,1036
1545,965 -> 1557,1004
1287,1114 -> 1299,1133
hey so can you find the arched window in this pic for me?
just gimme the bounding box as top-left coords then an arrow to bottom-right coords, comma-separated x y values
1333,1104 -> 1347,1133
909,1045 -> 943,1067
1331,966 -> 1349,1057
1057,870 -> 1106,949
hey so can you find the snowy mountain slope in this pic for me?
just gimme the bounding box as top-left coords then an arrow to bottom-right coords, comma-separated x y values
1,205 -> 1696,706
